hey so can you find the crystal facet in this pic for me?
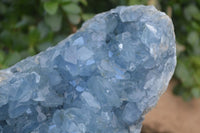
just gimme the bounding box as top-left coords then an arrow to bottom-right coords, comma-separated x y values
0,5 -> 176,133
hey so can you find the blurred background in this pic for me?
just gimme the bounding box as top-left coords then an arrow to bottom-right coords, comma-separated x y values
0,0 -> 200,132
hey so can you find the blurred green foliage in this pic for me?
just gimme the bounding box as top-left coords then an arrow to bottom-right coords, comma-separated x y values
0,0 -> 90,68
0,0 -> 200,100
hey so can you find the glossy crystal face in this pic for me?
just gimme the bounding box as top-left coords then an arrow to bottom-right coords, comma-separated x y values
0,5 -> 176,133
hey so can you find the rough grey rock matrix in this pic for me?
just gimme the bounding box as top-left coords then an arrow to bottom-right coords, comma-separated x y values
0,5 -> 176,133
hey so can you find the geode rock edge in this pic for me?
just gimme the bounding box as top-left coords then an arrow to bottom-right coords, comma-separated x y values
0,5 -> 176,133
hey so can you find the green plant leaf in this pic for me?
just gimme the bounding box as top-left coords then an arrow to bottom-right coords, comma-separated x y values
37,42 -> 52,52
191,22 -> 200,31
4,52 -> 21,67
20,50 -> 31,59
61,0 -> 72,2
129,0 -> 143,5
37,21 -> 50,39
44,1 -> 59,15
62,3 -> 81,14
175,61 -> 194,88
194,72 -> 200,86
82,13 -> 94,21
0,2 -> 6,14
182,91 -> 192,101
79,0 -> 87,6
187,31 -> 200,55
0,50 -> 5,63
67,14 -> 81,25
45,14 -> 62,32
184,4 -> 200,20
190,56 -> 200,67
187,31 -> 199,46
191,87 -> 200,98
28,26 -> 40,46
15,16 -> 33,28
28,46 -> 36,56
193,13 -> 200,21
0,30 -> 12,46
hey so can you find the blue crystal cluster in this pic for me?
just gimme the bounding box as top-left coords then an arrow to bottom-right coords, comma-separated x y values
0,5 -> 176,133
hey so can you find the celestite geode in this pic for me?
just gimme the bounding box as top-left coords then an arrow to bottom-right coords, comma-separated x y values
0,5 -> 176,133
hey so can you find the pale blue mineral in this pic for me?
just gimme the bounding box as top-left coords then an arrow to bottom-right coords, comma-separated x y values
0,5 -> 176,133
